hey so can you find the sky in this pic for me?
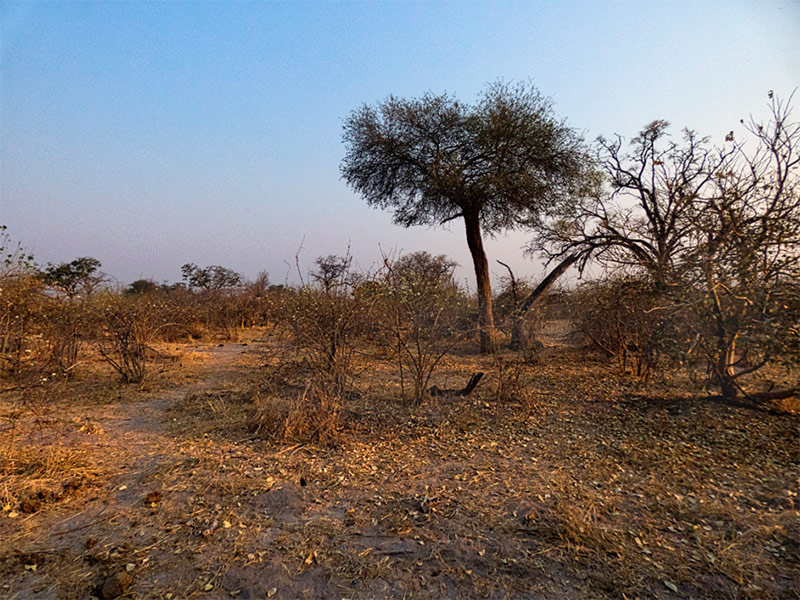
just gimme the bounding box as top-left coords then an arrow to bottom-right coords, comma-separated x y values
1,0 -> 798,288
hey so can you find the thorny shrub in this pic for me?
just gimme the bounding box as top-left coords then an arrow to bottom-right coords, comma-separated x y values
38,296 -> 85,378
127,275 -> 280,342
492,354 -> 528,403
0,273 -> 45,381
570,276 -> 680,379
284,255 -> 374,394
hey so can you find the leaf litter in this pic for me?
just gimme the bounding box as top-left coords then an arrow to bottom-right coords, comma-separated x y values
0,335 -> 797,599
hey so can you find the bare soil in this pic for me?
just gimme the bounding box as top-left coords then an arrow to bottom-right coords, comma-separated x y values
1,331 -> 798,599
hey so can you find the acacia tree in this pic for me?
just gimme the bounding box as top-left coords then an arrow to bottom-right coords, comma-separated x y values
341,81 -> 594,352
41,257 -> 104,299
181,263 -> 242,292
39,257 -> 105,376
311,254 -> 352,294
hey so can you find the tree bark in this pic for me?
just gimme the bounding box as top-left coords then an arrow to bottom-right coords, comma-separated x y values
464,211 -> 497,353
509,254 -> 578,350
709,281 -> 738,401
717,335 -> 738,401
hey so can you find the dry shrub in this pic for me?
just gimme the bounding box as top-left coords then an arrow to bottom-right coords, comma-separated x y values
91,292 -> 175,383
517,387 -> 542,415
381,252 -> 471,404
251,384 -> 341,445
284,254 -> 374,395
570,276 -> 675,379
249,392 -> 285,437
491,354 -> 545,416
492,355 -> 527,403
0,273 -> 45,379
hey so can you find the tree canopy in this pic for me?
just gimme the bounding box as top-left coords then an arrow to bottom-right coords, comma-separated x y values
41,257 -> 103,298
181,263 -> 242,292
341,81 -> 595,352
341,81 -> 594,231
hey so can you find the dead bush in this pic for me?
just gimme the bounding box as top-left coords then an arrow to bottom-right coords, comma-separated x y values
285,254 -> 375,395
492,354 -> 527,403
91,292 -> 172,383
381,252 -> 471,404
38,297 -> 86,378
570,276 -> 677,379
250,392 -> 286,437
0,272 -> 44,380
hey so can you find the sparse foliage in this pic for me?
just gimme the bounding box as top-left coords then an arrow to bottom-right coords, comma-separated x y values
0,228 -> 41,379
681,95 -> 800,399
286,254 -> 372,394
543,93 -> 800,401
93,293 -> 170,383
570,277 -> 676,379
382,251 -> 469,404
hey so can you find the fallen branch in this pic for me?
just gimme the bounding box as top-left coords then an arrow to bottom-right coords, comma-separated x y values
746,387 -> 798,402
429,372 -> 484,397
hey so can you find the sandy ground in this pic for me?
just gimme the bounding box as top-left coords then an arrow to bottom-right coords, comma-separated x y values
1,334 -> 797,599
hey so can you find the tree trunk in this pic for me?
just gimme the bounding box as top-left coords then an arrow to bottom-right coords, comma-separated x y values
464,211 -> 497,353
717,336 -> 738,401
509,254 -> 578,350
710,281 -> 738,402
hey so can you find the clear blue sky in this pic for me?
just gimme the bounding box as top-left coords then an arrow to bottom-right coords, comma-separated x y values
1,0 -> 798,287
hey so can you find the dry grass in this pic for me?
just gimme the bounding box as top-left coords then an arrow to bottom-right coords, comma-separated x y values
0,333 -> 797,599
251,384 -> 342,446
1,442 -> 97,515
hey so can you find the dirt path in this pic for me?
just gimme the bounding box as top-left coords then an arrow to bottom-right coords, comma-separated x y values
2,342 -> 254,599
99,342 -> 250,440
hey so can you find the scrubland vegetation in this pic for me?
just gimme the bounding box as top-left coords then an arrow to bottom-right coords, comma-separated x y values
1,89 -> 798,599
